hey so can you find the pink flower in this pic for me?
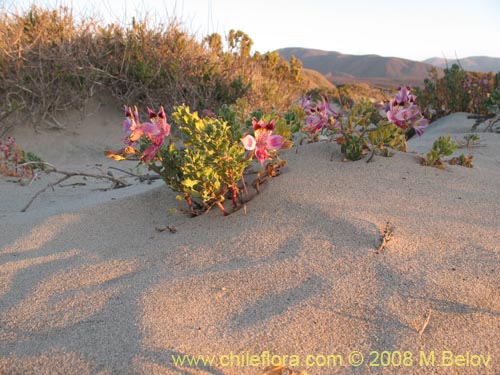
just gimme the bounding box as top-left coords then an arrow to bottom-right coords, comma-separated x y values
386,86 -> 428,136
391,86 -> 416,106
414,117 -> 429,136
301,95 -> 339,133
120,106 -> 171,161
147,107 -> 170,138
241,121 -> 284,165
386,104 -> 421,130
252,118 -> 276,131
202,109 -> 216,118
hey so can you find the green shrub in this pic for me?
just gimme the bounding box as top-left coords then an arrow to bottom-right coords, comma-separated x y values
419,135 -> 458,168
416,65 -> 498,120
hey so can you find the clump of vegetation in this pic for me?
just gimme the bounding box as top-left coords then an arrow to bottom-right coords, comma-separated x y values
367,120 -> 407,157
449,154 -> 474,168
107,105 -> 290,216
335,103 -> 372,161
0,136 -> 44,180
457,133 -> 480,148
334,83 -> 391,108
0,5 -> 306,133
416,64 -> 499,121
299,87 -> 426,161
418,135 -> 458,168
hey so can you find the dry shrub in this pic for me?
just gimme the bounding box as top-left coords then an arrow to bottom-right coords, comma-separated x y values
0,5 -> 306,133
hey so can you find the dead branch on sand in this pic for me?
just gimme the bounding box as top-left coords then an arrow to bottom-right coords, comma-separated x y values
19,162 -> 129,212
108,166 -> 161,183
376,221 -> 394,254
469,113 -> 500,132
419,309 -> 432,338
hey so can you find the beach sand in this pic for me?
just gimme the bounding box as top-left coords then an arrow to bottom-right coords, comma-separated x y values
0,107 -> 499,375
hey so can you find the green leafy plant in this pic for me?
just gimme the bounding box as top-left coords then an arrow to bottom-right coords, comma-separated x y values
217,104 -> 243,142
416,64 -> 497,120
0,136 -> 44,179
368,121 -> 407,157
339,134 -> 365,161
334,102 -> 373,161
282,104 -> 305,134
108,105 -> 289,216
300,93 -> 413,161
457,133 -> 480,148
449,154 -> 474,168
419,135 -> 458,168
172,105 -> 250,214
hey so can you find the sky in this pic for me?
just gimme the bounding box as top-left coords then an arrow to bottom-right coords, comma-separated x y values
3,0 -> 500,61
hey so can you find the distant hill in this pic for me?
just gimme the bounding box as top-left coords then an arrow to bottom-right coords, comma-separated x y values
278,47 -> 439,88
423,56 -> 500,73
301,68 -> 336,91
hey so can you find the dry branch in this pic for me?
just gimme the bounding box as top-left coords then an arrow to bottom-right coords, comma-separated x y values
20,162 -> 129,212
376,221 -> 394,254
419,310 -> 432,338
469,113 -> 499,131
107,166 -> 161,183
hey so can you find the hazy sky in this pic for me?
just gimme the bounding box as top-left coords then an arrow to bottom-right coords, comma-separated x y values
5,0 -> 500,61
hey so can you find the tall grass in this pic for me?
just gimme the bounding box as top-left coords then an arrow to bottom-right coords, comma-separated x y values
0,5 -> 305,134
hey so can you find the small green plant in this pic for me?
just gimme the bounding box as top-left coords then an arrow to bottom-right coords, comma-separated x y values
449,154 -> 474,168
0,136 -> 44,179
457,133 -> 480,148
217,104 -> 243,142
172,105 -> 250,214
282,104 -> 305,134
367,121 -> 407,157
334,102 -> 373,161
419,135 -> 458,168
26,152 -> 46,170
339,134 -> 365,161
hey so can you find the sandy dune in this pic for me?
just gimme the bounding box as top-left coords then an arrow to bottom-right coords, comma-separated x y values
0,108 -> 499,375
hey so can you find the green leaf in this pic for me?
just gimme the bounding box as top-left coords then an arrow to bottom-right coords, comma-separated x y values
181,178 -> 199,188
194,119 -> 205,132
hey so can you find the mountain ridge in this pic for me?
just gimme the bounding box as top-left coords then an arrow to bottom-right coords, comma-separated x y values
423,56 -> 500,73
277,47 -> 439,88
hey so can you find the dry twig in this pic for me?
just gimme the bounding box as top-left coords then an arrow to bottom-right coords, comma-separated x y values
469,113 -> 497,131
155,225 -> 177,233
418,310 -> 432,338
108,166 -> 161,183
376,221 -> 394,254
20,162 -> 129,212
366,147 -> 377,163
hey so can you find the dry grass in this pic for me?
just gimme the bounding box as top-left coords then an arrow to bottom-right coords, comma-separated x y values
0,5 -> 306,133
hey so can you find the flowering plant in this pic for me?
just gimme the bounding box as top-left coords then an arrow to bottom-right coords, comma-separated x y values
0,137 -> 44,180
300,95 -> 340,142
241,118 -> 285,165
300,95 -> 371,160
418,135 -> 458,169
108,105 -> 289,216
300,87 -> 429,161
386,86 -> 428,136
